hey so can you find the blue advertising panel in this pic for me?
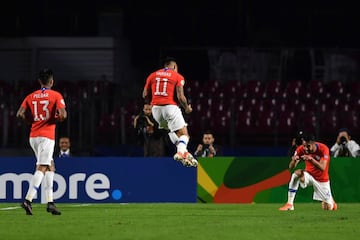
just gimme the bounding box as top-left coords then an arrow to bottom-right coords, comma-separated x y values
0,157 -> 197,203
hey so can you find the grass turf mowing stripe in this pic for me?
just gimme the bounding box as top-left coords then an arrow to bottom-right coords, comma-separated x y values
0,203 -> 359,240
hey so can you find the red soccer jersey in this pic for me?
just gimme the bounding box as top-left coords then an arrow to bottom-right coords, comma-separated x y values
21,88 -> 66,140
144,68 -> 185,106
295,142 -> 330,182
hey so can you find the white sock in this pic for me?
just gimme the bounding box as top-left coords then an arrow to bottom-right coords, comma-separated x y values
25,170 -> 44,202
44,171 -> 55,202
177,135 -> 189,153
287,173 -> 299,205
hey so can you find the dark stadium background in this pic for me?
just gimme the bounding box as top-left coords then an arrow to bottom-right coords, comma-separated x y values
0,0 -> 359,156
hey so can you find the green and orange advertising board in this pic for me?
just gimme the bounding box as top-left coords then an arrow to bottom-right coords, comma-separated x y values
197,157 -> 360,203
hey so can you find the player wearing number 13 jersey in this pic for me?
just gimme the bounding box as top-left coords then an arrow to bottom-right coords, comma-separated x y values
16,68 -> 67,216
143,57 -> 197,167
20,82 -> 66,140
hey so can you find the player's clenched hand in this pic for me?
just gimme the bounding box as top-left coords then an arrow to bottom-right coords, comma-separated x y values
301,155 -> 313,161
291,155 -> 300,162
185,104 -> 192,114
55,111 -> 66,122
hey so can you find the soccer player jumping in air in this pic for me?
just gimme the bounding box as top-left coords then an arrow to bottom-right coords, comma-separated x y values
142,57 -> 197,167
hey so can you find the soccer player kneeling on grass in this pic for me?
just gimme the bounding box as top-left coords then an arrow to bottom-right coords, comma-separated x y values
279,133 -> 337,211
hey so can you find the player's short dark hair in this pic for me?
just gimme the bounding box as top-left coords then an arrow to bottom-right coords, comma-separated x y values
302,133 -> 316,142
162,56 -> 176,67
38,68 -> 53,85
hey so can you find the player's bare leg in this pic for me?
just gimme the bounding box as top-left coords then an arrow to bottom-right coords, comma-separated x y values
172,128 -> 197,167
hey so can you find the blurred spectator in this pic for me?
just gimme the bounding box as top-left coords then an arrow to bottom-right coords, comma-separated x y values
194,130 -> 219,158
330,128 -> 360,157
133,104 -> 168,157
58,136 -> 72,157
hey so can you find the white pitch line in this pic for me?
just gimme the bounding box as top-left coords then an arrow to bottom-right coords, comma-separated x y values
70,204 -> 92,207
0,206 -> 21,211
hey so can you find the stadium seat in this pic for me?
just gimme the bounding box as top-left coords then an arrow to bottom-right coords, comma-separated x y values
199,80 -> 221,100
196,98 -> 214,115
261,98 -> 278,112
339,110 -> 359,137
256,109 -> 276,136
302,91 -> 321,111
236,109 -> 256,135
282,80 -> 305,99
124,99 -> 143,116
305,98 -> 320,113
297,110 -> 318,135
190,102 -> 210,134
276,110 -> 297,137
187,116 -> 205,136
275,98 -> 290,114
209,114 -> 231,136
221,80 -> 241,99
306,80 -> 325,99
348,81 -> 360,96
337,102 -> 352,114
348,98 -> 360,112
76,80 -> 94,99
318,110 -> 339,140
233,98 -> 252,113
96,113 -> 121,145
278,98 -> 307,120
244,97 -> 260,112
324,80 -> 346,99
96,80 -> 118,97
211,101 -> 231,118
185,80 -> 201,100
319,97 -> 343,112
243,80 -> 264,99
263,79 -> 283,98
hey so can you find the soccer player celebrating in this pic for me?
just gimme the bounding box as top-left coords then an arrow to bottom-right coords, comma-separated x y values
279,133 -> 337,211
16,68 -> 67,215
142,57 -> 197,167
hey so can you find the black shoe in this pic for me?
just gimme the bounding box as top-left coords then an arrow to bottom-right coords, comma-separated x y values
47,203 -> 61,215
21,200 -> 33,215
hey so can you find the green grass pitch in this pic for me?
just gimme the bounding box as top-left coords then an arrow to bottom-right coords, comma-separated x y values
1,203 -> 359,240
